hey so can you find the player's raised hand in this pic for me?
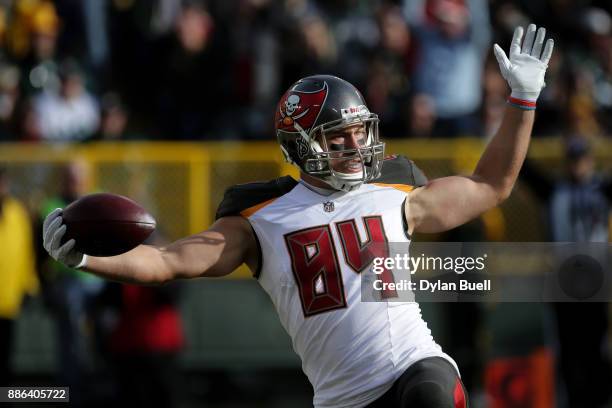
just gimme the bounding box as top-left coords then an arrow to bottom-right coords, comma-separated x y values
493,24 -> 554,107
42,208 -> 87,268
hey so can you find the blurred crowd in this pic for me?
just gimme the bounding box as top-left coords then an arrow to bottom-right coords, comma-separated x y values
0,1 -> 612,407
0,0 -> 610,142
1,161 -> 185,407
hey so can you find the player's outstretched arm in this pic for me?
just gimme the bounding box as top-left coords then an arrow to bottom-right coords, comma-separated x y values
406,24 -> 554,234
43,211 -> 257,284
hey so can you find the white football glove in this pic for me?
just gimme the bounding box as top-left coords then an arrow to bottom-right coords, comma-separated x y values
42,208 -> 87,269
494,24 -> 554,102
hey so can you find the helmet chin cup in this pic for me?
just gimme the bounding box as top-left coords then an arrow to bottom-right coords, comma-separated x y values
326,170 -> 365,191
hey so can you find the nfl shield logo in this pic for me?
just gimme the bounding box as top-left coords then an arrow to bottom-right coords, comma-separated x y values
323,201 -> 335,212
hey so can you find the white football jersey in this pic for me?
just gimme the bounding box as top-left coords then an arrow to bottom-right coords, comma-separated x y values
216,158 -> 457,408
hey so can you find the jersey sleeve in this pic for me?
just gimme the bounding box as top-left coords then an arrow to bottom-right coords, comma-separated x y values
215,176 -> 298,220
370,155 -> 427,187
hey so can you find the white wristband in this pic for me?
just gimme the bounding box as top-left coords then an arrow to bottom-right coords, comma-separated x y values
74,254 -> 88,270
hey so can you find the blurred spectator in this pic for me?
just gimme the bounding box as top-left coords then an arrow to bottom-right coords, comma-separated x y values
0,64 -> 21,140
406,93 -> 436,138
100,281 -> 185,408
4,0 -> 59,59
519,138 -> 612,408
0,0 -> 609,141
560,7 -> 612,137
154,1 -> 230,140
36,161 -> 105,404
490,1 -> 530,38
277,9 -> 340,110
59,0 -> 109,70
91,92 -> 132,141
405,0 -> 491,137
0,165 -> 39,386
299,13 -> 338,74
551,138 -> 611,241
0,3 -> 7,56
214,0 -> 283,139
32,59 -> 99,141
365,5 -> 415,137
2,1 -> 65,142
577,8 -> 612,111
327,0 -> 379,87
14,0 -> 62,95
566,68 -> 603,139
15,98 -> 41,141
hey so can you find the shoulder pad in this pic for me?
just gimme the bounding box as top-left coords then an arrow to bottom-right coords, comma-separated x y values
215,176 -> 298,220
370,155 -> 427,187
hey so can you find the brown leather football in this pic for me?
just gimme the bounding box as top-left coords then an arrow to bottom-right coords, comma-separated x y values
62,193 -> 156,256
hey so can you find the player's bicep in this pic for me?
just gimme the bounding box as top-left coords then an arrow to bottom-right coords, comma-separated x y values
405,175 -> 499,234
162,216 -> 256,279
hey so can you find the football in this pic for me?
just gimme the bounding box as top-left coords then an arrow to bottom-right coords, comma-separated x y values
61,193 -> 156,256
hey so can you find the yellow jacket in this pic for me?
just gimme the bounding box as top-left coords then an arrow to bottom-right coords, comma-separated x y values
0,197 -> 39,319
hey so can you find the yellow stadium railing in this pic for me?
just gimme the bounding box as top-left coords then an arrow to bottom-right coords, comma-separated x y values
2,138 -> 611,278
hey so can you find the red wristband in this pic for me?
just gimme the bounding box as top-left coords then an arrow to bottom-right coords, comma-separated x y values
507,96 -> 536,110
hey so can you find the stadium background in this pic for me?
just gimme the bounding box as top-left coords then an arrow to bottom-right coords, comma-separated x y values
0,0 -> 611,407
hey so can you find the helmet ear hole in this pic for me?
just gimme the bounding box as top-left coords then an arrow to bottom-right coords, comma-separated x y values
287,140 -> 297,152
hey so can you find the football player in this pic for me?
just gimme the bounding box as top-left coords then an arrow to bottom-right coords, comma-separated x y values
43,25 -> 553,407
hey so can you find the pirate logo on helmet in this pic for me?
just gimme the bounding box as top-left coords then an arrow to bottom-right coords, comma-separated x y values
276,82 -> 328,135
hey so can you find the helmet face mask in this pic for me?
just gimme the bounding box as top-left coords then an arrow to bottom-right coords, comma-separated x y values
276,75 -> 385,192
306,117 -> 384,191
